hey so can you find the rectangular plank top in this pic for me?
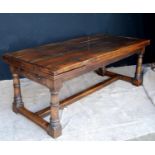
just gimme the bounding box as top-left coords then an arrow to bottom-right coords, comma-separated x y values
3,34 -> 150,76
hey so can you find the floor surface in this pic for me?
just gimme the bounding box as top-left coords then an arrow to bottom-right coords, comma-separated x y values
0,65 -> 155,141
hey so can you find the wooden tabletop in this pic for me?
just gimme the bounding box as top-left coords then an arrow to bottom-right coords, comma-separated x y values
3,34 -> 150,75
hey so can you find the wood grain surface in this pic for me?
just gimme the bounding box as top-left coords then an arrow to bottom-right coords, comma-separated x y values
3,34 -> 150,76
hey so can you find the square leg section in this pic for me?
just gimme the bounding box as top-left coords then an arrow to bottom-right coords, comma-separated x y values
11,67 -> 24,113
47,90 -> 62,138
47,123 -> 62,138
132,50 -> 145,86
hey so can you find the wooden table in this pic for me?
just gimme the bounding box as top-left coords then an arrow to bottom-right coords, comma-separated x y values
3,34 -> 150,138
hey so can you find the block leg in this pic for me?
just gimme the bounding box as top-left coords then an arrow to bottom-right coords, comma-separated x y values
11,72 -> 24,113
47,88 -> 62,138
133,49 -> 145,86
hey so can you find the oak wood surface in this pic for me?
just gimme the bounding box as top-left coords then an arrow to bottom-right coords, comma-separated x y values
3,34 -> 150,76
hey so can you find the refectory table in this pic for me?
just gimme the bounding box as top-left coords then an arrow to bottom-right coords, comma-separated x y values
3,34 -> 150,138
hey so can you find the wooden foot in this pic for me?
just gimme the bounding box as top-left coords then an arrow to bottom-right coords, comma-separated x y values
47,122 -> 62,138
132,49 -> 144,86
47,88 -> 62,138
132,79 -> 143,86
95,67 -> 106,76
11,69 -> 24,113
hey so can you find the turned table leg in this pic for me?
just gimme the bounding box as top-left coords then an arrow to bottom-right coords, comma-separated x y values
47,89 -> 62,138
12,72 -> 24,113
133,49 -> 145,86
